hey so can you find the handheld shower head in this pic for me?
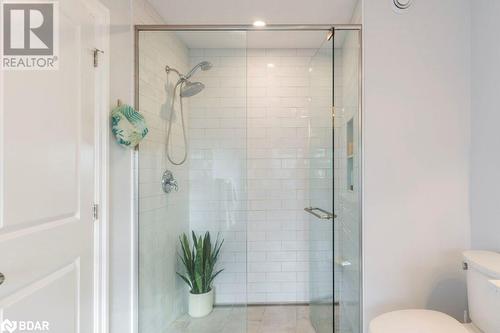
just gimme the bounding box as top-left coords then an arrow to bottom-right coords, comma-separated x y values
185,61 -> 213,79
199,61 -> 213,71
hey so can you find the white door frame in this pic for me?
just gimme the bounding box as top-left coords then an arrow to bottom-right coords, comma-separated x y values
84,1 -> 110,333
0,0 -> 110,331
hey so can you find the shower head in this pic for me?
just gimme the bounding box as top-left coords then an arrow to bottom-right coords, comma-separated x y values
198,61 -> 213,71
185,61 -> 213,79
180,81 -> 205,97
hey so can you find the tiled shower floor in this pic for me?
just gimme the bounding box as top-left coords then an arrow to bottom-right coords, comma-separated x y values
167,305 -> 318,333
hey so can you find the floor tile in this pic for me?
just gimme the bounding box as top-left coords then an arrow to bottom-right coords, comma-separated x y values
165,304 -> 327,333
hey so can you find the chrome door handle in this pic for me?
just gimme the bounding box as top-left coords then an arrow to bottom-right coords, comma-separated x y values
304,207 -> 336,220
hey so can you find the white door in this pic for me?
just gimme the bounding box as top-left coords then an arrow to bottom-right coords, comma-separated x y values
0,0 -> 102,332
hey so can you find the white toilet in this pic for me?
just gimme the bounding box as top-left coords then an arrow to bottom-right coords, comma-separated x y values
370,251 -> 500,333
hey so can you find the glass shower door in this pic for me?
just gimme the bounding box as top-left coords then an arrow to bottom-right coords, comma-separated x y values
307,35 -> 335,333
307,29 -> 361,333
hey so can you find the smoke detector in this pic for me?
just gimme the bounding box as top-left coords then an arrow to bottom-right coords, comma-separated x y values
393,0 -> 412,12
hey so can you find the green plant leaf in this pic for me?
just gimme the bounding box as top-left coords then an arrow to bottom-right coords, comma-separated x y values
208,269 -> 224,285
176,231 -> 224,294
202,232 -> 211,291
176,272 -> 193,290
194,234 -> 204,292
192,231 -> 198,248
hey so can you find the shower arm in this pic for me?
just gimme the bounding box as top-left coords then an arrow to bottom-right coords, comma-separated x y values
165,65 -> 186,80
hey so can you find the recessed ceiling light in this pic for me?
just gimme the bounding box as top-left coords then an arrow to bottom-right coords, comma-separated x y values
267,63 -> 275,68
253,20 -> 266,27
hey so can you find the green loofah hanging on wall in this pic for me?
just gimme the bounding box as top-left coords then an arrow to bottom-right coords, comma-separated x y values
111,104 -> 148,148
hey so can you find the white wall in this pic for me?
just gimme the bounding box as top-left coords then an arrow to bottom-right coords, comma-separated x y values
470,0 -> 500,253
99,1 -> 134,333
133,0 -> 164,25
362,0 -> 471,331
103,1 -> 166,333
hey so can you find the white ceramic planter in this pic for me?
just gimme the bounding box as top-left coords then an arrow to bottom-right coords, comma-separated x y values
188,289 -> 214,318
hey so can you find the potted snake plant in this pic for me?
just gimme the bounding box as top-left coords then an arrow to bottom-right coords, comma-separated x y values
177,231 -> 224,318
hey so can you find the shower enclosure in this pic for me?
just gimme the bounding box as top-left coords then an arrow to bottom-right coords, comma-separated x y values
135,26 -> 361,333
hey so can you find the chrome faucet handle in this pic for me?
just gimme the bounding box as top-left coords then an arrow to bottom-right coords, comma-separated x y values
171,179 -> 179,192
162,170 -> 179,193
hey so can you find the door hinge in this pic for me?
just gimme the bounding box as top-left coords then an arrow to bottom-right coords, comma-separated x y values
93,48 -> 104,68
93,203 -> 99,221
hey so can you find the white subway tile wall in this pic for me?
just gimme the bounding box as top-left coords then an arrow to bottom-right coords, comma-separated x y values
188,47 -> 340,304
187,47 -> 249,305
138,31 -> 191,332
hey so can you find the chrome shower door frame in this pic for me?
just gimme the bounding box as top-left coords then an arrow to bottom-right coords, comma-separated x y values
133,24 -> 363,333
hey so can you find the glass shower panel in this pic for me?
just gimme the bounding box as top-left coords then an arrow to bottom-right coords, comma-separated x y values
308,29 -> 362,333
137,30 -> 248,333
183,31 -> 249,333
336,30 -> 362,333
307,36 -> 335,333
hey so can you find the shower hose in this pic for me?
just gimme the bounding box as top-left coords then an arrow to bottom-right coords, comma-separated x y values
166,79 -> 189,165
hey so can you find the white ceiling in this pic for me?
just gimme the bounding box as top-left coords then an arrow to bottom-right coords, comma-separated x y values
147,0 -> 358,25
147,0 -> 358,49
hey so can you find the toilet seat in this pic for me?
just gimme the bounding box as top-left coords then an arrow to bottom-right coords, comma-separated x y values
463,323 -> 484,333
370,309 -> 469,333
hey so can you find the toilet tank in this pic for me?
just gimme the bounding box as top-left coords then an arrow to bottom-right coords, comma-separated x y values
463,251 -> 500,333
